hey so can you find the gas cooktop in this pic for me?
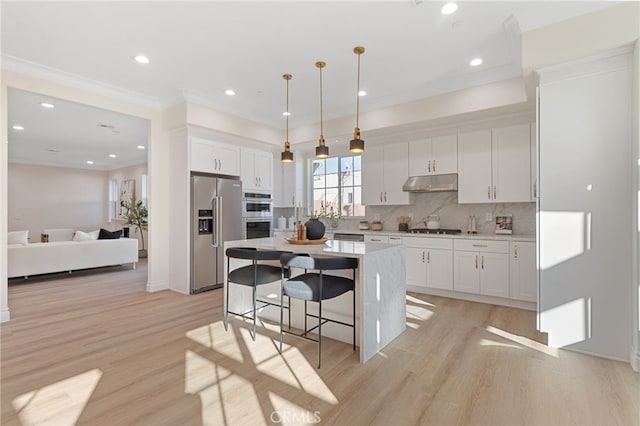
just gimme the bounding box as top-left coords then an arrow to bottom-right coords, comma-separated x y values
406,228 -> 462,235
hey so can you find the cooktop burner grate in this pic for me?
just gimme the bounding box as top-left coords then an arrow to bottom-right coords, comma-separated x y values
406,228 -> 462,235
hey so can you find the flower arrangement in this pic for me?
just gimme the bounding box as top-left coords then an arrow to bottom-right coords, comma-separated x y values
313,201 -> 340,229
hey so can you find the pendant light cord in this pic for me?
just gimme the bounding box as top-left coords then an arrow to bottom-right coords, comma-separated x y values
356,51 -> 361,129
285,78 -> 289,142
319,65 -> 324,139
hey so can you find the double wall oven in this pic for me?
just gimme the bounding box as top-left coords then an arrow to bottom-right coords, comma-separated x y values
242,192 -> 273,239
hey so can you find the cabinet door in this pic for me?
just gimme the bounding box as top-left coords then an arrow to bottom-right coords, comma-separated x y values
457,129 -> 492,203
408,139 -> 430,176
492,124 -> 531,202
216,143 -> 241,176
190,138 -> 215,173
365,235 -> 388,244
453,251 -> 480,294
406,247 -> 427,288
430,134 -> 457,174
383,142 -> 410,205
510,242 -> 536,302
530,123 -> 538,201
254,151 -> 273,190
281,162 -> 296,206
479,252 -> 510,298
426,248 -> 453,290
241,151 -> 256,190
362,146 -> 384,205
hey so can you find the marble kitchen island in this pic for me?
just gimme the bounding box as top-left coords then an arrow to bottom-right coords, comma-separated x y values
223,237 -> 406,363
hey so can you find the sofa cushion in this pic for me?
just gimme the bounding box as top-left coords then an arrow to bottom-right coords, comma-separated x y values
8,230 -> 29,245
98,228 -> 122,240
44,228 -> 75,242
73,230 -> 99,241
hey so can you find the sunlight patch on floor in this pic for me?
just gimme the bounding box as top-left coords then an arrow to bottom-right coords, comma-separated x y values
406,294 -> 436,307
479,338 -> 523,350
12,368 -> 102,426
486,325 -> 558,357
268,391 -> 323,425
186,322 -> 244,363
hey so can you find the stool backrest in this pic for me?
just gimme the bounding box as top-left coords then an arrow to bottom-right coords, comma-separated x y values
281,254 -> 358,271
226,247 -> 290,261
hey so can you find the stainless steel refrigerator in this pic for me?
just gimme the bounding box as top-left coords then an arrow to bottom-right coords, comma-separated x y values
191,174 -> 242,293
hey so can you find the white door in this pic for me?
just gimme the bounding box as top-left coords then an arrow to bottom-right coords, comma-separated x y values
510,242 -> 536,302
406,247 -> 427,288
383,142 -> 410,205
492,124 -> 531,202
457,129 -> 492,203
453,251 -> 479,294
479,252 -> 509,298
430,134 -> 457,175
426,249 -> 453,290
362,146 -> 383,205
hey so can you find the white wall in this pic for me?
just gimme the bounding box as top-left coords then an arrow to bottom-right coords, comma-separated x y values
8,163 -> 107,238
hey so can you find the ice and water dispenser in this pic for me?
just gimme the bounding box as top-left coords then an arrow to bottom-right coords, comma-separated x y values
198,209 -> 213,234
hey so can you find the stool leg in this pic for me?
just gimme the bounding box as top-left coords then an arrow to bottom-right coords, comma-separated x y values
288,296 -> 291,329
353,287 -> 356,351
224,283 -> 230,331
318,299 -> 322,369
252,285 -> 257,341
304,301 -> 308,336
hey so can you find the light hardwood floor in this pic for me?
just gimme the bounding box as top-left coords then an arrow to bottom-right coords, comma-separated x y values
2,261 -> 639,425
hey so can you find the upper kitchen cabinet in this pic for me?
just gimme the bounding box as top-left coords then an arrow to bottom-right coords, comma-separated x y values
458,124 -> 531,203
409,134 -> 457,176
273,157 -> 304,207
362,142 -> 410,205
241,148 -> 273,192
190,137 -> 240,176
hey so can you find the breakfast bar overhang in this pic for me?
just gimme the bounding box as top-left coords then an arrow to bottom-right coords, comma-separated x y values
224,237 -> 406,363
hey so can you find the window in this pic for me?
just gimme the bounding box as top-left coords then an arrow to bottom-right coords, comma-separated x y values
141,174 -> 148,207
108,179 -> 118,221
312,155 -> 364,217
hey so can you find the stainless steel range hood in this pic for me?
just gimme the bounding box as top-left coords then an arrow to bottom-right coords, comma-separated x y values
402,173 -> 458,192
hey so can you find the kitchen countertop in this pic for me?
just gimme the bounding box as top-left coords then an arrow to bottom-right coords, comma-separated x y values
275,228 -> 535,242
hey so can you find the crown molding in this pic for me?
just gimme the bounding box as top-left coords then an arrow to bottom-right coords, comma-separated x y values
1,54 -> 163,109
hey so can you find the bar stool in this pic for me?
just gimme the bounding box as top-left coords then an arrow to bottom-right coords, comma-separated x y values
279,254 -> 358,368
225,247 -> 292,340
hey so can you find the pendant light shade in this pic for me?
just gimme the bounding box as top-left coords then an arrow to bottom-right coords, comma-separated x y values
350,46 -> 366,153
280,74 -> 294,162
315,61 -> 329,158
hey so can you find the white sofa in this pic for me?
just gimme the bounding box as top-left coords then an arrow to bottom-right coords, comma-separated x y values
8,238 -> 139,278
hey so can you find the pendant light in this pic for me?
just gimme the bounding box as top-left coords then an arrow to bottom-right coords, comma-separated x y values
350,46 -> 365,153
280,74 -> 294,162
315,61 -> 329,158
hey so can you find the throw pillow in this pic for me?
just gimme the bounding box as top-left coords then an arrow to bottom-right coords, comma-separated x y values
8,230 -> 29,245
98,228 -> 122,240
88,230 -> 100,240
73,230 -> 95,241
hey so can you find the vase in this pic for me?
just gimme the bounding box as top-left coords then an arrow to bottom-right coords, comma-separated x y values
305,218 -> 325,240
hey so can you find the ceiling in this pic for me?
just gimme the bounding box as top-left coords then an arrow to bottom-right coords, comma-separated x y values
1,1 -> 619,168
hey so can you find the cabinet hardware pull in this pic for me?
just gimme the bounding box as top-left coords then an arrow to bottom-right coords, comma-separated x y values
488,186 -> 491,199
472,244 -> 488,247
380,192 -> 383,202
481,256 -> 484,269
384,192 -> 387,202
533,182 -> 537,198
428,160 -> 431,173
515,247 -> 518,259
427,251 -> 430,263
493,186 -> 496,199
433,160 -> 436,172
475,255 -> 478,269
422,252 -> 425,263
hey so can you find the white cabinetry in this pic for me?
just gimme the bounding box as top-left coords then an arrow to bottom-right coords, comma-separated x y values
362,142 -> 410,205
530,123 -> 538,201
190,137 -> 240,176
241,149 -> 273,191
405,237 -> 453,291
510,241 -> 536,302
409,134 -> 457,176
364,235 -> 403,244
453,239 -> 509,298
273,159 -> 304,207
457,124 -> 531,203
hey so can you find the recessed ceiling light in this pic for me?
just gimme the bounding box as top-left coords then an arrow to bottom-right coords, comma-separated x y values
86,160 -> 94,165
137,145 -> 145,150
109,154 -> 117,158
40,102 -> 55,108
469,58 -> 483,67
358,91 -> 367,97
12,125 -> 24,130
225,89 -> 236,96
134,55 -> 150,64
441,2 -> 458,15
282,111 -> 291,116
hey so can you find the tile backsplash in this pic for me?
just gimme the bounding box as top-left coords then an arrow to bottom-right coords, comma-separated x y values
276,192 -> 536,235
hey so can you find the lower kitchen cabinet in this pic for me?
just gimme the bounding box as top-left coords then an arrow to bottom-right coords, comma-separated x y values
510,241 -> 536,302
364,235 -> 403,244
453,240 -> 509,298
405,237 -> 453,291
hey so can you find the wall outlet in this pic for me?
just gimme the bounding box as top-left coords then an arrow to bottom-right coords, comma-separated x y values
485,212 -> 492,222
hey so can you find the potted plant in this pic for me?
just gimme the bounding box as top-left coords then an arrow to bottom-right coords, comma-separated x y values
121,198 -> 148,258
313,201 -> 340,229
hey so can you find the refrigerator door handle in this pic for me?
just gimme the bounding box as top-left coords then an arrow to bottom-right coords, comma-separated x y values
213,196 -> 222,247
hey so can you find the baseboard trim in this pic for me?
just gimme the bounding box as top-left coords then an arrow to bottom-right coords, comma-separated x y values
406,286 -> 537,311
631,349 -> 640,372
147,279 -> 169,292
1,307 -> 11,323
